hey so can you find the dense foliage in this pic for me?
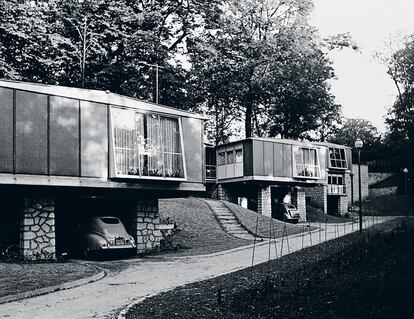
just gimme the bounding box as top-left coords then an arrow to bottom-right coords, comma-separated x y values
0,0 -> 342,144
378,35 -> 414,171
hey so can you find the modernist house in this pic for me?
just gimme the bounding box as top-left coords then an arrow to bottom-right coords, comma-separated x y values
0,80 -> 205,260
206,138 -> 358,220
208,137 -> 329,221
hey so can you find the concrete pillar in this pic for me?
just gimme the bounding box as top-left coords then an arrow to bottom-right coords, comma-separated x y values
135,198 -> 162,254
292,188 -> 306,222
20,198 -> 56,260
339,195 -> 348,216
215,184 -> 236,203
257,185 -> 272,217
345,172 -> 353,206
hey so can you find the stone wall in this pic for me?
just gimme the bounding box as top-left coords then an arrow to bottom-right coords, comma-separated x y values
20,198 -> 56,260
304,185 -> 327,214
369,186 -> 398,197
352,164 -> 369,202
257,185 -> 272,217
135,198 -> 162,253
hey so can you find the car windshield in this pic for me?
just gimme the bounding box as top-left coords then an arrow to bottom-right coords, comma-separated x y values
100,217 -> 120,224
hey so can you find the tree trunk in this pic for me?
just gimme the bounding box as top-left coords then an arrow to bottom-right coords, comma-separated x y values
245,104 -> 253,138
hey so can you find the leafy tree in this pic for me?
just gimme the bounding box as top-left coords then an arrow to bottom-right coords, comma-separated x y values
187,0 -> 344,144
328,118 -> 380,148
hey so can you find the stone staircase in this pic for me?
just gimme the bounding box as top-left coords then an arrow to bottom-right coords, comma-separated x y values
204,199 -> 257,240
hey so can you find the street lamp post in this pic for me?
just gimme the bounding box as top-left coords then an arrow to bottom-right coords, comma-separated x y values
355,138 -> 363,234
403,168 -> 408,196
138,62 -> 165,104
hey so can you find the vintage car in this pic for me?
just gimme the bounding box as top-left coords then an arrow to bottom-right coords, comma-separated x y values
79,216 -> 136,258
272,203 -> 300,224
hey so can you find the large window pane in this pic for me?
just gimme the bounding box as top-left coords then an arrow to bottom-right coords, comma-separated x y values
329,147 -> 347,168
111,108 -> 184,179
294,147 -> 321,178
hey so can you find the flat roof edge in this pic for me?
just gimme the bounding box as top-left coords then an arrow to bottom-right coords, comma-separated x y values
0,79 -> 207,120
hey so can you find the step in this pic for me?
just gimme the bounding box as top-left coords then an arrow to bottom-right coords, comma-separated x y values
228,230 -> 250,235
216,215 -> 235,219
216,214 -> 234,218
214,209 -> 230,213
220,220 -> 238,224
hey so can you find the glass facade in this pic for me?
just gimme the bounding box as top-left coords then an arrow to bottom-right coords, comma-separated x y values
294,147 -> 321,178
111,107 -> 184,179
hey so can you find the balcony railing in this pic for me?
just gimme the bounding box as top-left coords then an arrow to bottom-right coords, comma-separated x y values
327,184 -> 346,195
205,164 -> 217,181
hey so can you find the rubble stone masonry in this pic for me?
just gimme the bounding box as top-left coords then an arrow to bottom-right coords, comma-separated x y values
135,198 -> 162,253
20,198 -> 56,260
293,188 -> 306,222
257,185 -> 272,217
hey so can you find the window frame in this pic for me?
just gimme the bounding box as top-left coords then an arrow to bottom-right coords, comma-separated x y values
109,106 -> 187,181
235,148 -> 243,163
293,146 -> 321,179
217,151 -> 226,166
329,147 -> 348,169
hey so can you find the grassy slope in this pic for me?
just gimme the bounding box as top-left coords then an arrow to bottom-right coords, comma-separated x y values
306,204 -> 353,223
159,198 -> 253,256
222,201 -> 309,238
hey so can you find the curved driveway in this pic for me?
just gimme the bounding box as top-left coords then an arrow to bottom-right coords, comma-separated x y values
0,217 -> 392,319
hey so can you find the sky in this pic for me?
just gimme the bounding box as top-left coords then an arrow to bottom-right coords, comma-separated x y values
310,0 -> 414,133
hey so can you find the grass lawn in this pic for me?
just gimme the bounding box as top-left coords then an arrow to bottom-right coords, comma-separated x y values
0,261 -> 100,298
158,198 -> 255,256
223,201 -> 311,237
126,218 -> 410,319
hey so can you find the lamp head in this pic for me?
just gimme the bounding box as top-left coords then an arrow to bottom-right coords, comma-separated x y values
354,138 -> 363,149
403,168 -> 408,174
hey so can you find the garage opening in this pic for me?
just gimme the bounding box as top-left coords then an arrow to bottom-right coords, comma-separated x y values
327,195 -> 340,216
55,195 -> 136,258
0,190 -> 20,257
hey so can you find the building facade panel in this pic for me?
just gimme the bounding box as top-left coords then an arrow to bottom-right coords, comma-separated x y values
15,91 -> 48,174
181,117 -> 203,183
49,96 -> 80,176
80,101 -> 108,178
0,88 -> 13,173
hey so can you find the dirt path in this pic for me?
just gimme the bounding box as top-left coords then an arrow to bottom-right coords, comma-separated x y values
0,217 -> 393,319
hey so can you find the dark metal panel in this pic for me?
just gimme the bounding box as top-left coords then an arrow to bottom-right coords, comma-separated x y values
0,88 -> 14,172
243,140 -> 253,176
15,91 -> 48,174
80,101 -> 108,178
273,142 -> 284,177
282,143 -> 292,177
181,117 -> 203,183
49,96 -> 80,176
252,140 -> 264,176
263,141 -> 274,177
